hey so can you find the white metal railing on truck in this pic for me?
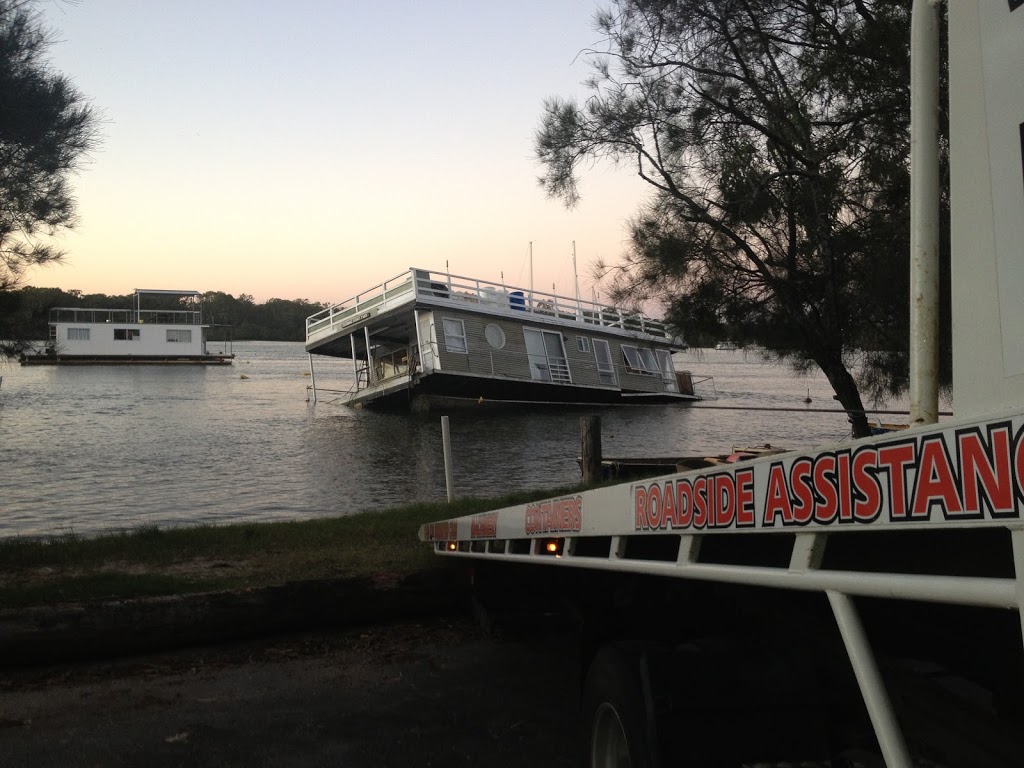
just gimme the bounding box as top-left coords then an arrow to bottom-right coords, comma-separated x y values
420,410 -> 1024,610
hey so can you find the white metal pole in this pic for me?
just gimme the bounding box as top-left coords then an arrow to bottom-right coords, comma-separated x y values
909,0 -> 941,427
529,241 -> 534,310
800,530 -> 910,764
364,326 -> 374,384
441,415 -> 455,502
573,241 -> 583,319
350,333 -> 359,389
1013,530 -> 1024,646
413,309 -> 423,375
828,592 -> 912,768
307,353 -> 317,404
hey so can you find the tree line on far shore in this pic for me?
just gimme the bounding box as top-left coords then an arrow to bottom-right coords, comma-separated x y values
5,287 -> 327,342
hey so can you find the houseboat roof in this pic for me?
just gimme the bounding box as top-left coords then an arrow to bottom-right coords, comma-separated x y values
47,288 -> 211,327
305,267 -> 684,357
133,289 -> 201,296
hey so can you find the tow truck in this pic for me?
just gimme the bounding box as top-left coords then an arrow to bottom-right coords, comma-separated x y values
418,3 -> 1024,765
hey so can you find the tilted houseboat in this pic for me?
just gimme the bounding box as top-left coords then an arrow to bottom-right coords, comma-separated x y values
20,289 -> 234,366
304,268 -> 704,410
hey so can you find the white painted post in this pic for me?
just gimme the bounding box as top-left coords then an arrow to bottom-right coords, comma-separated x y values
441,415 -> 455,502
307,354 -> 317,404
909,0 -> 941,426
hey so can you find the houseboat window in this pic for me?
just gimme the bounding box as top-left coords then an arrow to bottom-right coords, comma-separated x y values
114,328 -> 141,341
621,344 -> 657,374
484,323 -> 506,349
442,318 -> 468,353
166,329 -> 193,343
593,339 -> 616,385
576,336 -> 590,353
638,347 -> 659,372
67,328 -> 90,341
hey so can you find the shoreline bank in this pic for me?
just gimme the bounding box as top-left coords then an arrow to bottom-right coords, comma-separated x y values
0,567 -> 473,668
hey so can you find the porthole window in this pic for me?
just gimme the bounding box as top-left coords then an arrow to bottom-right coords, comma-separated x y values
485,323 -> 506,349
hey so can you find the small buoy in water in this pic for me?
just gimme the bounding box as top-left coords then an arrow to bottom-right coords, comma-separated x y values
240,374 -> 249,380
804,388 -> 812,403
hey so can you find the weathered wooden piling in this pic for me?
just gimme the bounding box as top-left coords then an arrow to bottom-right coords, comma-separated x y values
580,415 -> 602,486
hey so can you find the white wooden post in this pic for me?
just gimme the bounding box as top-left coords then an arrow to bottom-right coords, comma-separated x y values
441,415 -> 455,502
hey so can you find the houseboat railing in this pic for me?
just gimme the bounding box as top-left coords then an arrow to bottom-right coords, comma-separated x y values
306,268 -> 674,345
305,272 -> 416,342
410,269 -> 670,338
49,308 -> 205,325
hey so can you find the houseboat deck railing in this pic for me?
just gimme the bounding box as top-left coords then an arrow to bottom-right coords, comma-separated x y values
306,268 -> 674,345
49,308 -> 205,325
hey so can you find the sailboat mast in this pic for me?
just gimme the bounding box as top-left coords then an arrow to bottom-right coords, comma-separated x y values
529,242 -> 534,294
573,241 -> 583,316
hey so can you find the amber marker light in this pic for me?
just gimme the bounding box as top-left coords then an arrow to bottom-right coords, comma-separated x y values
538,538 -> 564,556
447,542 -> 457,551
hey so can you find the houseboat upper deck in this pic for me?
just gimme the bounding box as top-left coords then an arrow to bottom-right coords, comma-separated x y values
305,268 -> 706,411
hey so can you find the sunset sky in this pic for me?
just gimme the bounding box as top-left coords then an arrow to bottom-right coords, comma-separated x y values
32,0 -> 654,306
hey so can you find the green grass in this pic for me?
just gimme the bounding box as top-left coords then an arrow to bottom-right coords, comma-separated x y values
0,485 -> 585,609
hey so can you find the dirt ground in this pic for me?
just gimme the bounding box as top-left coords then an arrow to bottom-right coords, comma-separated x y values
0,616 -> 580,768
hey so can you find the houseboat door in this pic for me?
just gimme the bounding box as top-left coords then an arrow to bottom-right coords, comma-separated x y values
524,328 -> 571,384
593,339 -> 617,385
656,349 -> 678,392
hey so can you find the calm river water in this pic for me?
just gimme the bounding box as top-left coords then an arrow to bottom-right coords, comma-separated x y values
0,342 -> 903,538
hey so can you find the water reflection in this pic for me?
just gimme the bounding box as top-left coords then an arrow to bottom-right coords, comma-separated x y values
0,341 -> 900,538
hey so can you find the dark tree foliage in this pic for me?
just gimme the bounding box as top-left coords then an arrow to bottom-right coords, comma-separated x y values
1,0 -> 99,355
200,291 -> 328,340
535,0 -> 950,437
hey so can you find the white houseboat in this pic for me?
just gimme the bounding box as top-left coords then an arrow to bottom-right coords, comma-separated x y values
304,268 -> 704,410
20,289 -> 234,366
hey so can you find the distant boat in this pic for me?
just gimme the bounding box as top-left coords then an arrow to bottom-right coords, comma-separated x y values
20,289 -> 234,366
715,340 -> 738,351
305,267 -> 708,411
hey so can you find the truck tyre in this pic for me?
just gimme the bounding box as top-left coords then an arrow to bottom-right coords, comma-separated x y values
581,643 -> 658,768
